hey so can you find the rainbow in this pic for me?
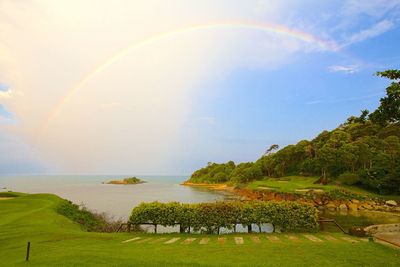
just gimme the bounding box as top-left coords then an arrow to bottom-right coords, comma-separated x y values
38,20 -> 338,139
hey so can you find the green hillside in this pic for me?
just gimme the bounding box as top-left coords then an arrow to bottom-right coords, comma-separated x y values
188,70 -> 400,195
1,193 -> 399,266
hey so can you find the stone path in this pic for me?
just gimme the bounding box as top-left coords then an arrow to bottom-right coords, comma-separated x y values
136,238 -> 153,244
217,237 -> 226,244
267,235 -> 280,242
122,237 -> 141,243
150,238 -> 167,244
286,235 -> 299,241
304,235 -> 323,242
234,237 -> 244,244
121,234 -> 369,246
182,238 -> 196,244
164,238 -> 180,244
199,238 -> 210,244
323,235 -> 338,241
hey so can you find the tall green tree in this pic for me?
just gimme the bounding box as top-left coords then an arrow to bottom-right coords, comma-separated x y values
370,70 -> 400,124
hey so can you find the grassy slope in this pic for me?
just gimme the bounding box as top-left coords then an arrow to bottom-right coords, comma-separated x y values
245,176 -> 400,200
0,193 -> 399,266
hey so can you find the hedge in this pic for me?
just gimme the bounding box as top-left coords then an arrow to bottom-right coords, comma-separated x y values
129,201 -> 318,234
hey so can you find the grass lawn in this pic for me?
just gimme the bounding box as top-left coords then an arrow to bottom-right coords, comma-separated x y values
1,193 -> 399,266
245,176 -> 400,200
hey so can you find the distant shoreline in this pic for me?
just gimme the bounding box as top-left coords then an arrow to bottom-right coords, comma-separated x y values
105,177 -> 146,185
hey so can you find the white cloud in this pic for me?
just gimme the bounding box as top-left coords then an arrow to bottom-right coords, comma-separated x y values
328,65 -> 359,74
0,0 -> 321,174
341,19 -> 395,47
0,89 -> 12,99
342,0 -> 400,18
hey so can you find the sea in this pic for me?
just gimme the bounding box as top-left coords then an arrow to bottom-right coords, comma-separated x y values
0,175 -> 228,220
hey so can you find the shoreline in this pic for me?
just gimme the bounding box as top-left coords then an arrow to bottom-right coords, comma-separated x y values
182,181 -> 400,214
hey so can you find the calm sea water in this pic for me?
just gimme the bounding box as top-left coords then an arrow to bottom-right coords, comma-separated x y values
0,175 -> 228,220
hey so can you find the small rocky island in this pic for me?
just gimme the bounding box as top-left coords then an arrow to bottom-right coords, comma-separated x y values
106,177 -> 145,185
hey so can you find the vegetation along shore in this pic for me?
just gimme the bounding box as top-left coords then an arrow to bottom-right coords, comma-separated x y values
106,176 -> 145,185
185,70 -> 400,213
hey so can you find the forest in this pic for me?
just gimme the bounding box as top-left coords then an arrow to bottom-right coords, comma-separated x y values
188,70 -> 400,195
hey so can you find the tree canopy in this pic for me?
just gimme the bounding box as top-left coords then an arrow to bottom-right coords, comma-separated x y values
188,70 -> 400,195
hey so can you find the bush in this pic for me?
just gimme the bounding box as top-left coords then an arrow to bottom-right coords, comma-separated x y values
57,200 -> 122,232
337,172 -> 360,185
129,201 -> 318,233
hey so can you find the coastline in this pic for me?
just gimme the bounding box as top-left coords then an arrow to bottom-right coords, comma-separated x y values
182,181 -> 400,214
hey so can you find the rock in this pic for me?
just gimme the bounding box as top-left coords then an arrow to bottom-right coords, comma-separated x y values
349,227 -> 367,237
364,223 -> 400,235
339,204 -> 348,211
326,203 -> 337,211
351,199 -> 360,204
361,204 -> 373,210
347,203 -> 358,211
385,200 -> 397,206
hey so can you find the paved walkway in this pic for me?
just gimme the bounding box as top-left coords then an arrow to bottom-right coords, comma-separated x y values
121,234 -> 364,245
374,232 -> 400,248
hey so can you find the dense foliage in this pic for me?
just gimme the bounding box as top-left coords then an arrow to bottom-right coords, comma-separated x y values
129,201 -> 318,233
188,70 -> 400,195
57,200 -> 122,232
123,177 -> 143,184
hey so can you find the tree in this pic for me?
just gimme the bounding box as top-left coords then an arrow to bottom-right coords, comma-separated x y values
264,144 -> 279,156
370,70 -> 400,124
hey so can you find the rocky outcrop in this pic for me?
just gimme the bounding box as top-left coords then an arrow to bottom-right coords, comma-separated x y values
385,200 -> 397,206
364,223 -> 400,235
183,183 -> 400,213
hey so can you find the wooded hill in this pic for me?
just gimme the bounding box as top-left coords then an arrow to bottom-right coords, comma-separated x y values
188,70 -> 400,195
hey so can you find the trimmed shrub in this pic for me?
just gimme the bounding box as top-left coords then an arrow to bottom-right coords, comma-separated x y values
129,201 -> 318,233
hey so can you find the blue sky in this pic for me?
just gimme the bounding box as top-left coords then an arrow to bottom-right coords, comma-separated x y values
0,1 -> 399,175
